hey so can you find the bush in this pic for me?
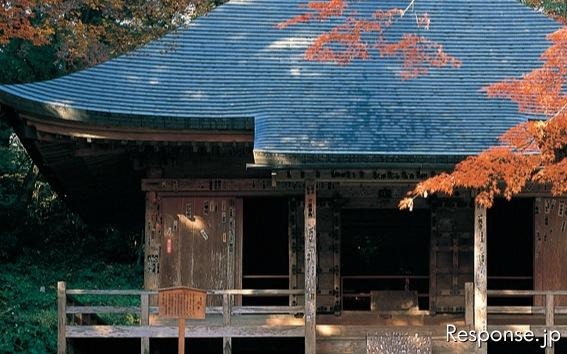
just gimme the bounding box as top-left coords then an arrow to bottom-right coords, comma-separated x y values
0,255 -> 142,353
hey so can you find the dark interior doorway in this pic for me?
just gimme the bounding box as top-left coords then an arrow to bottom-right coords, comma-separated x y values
242,197 -> 289,305
487,198 -> 533,306
341,208 -> 430,310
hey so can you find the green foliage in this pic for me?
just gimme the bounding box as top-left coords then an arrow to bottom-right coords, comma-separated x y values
0,40 -> 64,84
522,0 -> 567,19
0,255 -> 142,353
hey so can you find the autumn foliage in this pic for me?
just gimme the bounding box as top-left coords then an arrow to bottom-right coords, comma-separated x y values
277,0 -> 460,78
0,0 -> 55,45
401,26 -> 567,210
0,0 -> 220,69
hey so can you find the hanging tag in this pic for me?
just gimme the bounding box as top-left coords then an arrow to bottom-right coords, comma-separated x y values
185,203 -> 193,219
166,238 -> 172,254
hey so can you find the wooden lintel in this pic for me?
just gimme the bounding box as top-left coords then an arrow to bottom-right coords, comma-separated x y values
22,114 -> 253,143
304,179 -> 317,354
142,178 -> 304,194
272,169 -> 434,183
142,178 -> 420,194
269,170 -> 560,198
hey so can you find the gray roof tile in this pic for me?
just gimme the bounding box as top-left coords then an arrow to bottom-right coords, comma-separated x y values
0,0 -> 561,166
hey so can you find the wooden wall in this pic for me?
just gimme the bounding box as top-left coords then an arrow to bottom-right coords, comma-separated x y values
144,194 -> 243,305
534,198 -> 567,305
145,180 -> 564,316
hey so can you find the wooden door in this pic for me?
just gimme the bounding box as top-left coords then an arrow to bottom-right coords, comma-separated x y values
159,197 -> 243,305
534,198 -> 567,305
429,201 -> 474,313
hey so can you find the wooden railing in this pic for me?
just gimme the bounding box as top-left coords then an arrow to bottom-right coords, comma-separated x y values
464,283 -> 567,354
57,281 -> 304,354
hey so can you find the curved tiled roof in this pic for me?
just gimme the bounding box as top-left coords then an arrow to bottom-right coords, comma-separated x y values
0,0 -> 561,166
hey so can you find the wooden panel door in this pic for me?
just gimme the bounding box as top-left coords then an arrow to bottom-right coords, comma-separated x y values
159,197 -> 242,305
534,198 -> 567,305
430,201 -> 474,313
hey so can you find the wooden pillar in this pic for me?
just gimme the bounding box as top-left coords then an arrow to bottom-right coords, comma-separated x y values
429,208 -> 438,315
178,319 -> 185,354
546,294 -> 555,354
223,294 -> 232,354
474,205 -> 487,354
304,179 -> 317,354
144,192 -> 161,293
141,293 -> 150,354
332,203 -> 341,315
57,281 -> 66,354
288,198 -> 298,309
465,282 -> 474,327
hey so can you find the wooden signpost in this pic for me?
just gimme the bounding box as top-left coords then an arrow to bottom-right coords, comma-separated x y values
158,287 -> 207,354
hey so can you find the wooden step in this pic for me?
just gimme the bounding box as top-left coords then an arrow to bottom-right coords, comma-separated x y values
316,337 -> 366,354
316,334 -> 475,354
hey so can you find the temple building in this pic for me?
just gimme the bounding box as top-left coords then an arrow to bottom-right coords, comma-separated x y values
0,0 -> 565,353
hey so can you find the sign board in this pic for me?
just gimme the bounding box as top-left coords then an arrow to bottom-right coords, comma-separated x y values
158,287 -> 207,320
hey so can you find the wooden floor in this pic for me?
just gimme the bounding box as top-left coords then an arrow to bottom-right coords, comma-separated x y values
141,312 -> 473,353
314,312 -> 567,353
316,312 -> 471,354
67,312 -> 567,353
145,311 -> 465,331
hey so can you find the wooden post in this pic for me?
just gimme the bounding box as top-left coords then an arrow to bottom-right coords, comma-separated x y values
429,209 -> 438,315
332,204 -> 341,315
546,294 -> 555,354
176,211 -> 182,287
223,294 -> 232,354
178,318 -> 185,354
144,192 -> 160,297
465,282 -> 474,327
141,293 -> 150,354
474,205 -> 487,354
288,199 -> 295,309
304,179 -> 317,354
57,281 -> 66,354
